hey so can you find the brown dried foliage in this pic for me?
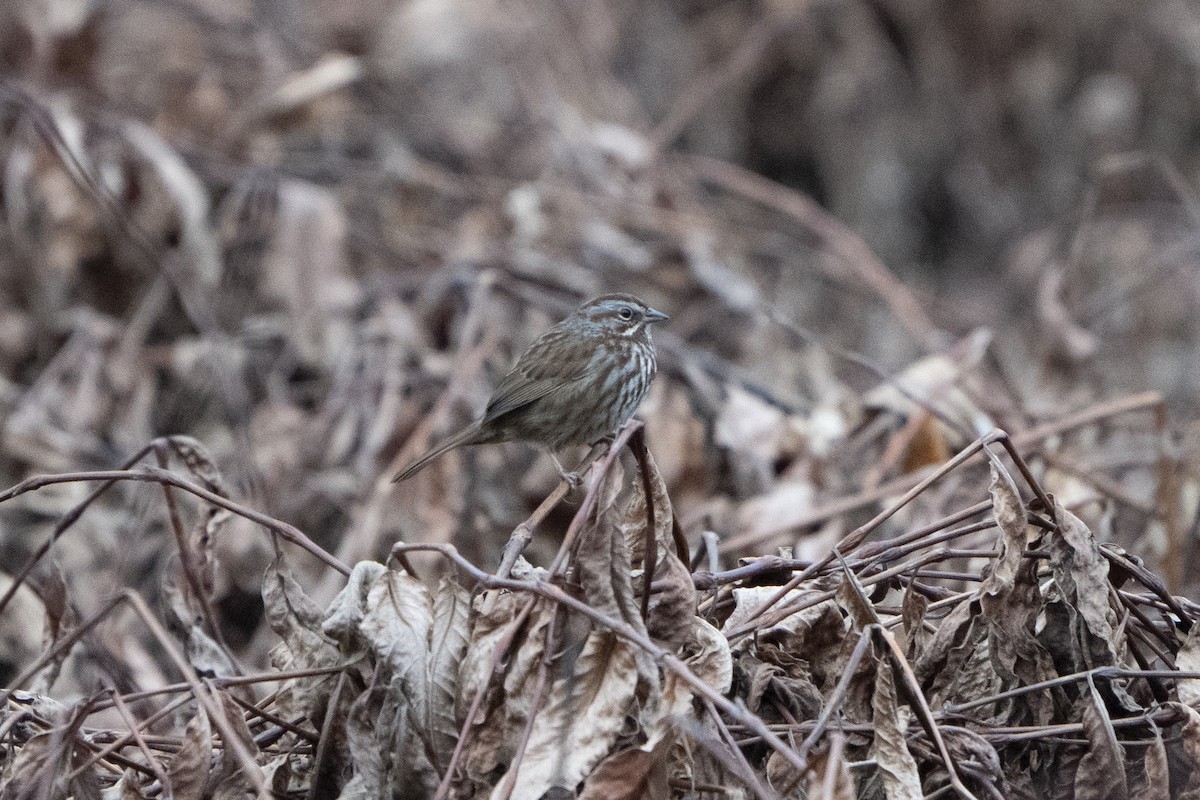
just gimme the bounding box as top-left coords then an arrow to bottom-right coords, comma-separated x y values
4,1 -> 1200,798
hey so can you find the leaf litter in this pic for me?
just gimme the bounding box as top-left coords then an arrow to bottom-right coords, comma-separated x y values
3,3 -> 1200,798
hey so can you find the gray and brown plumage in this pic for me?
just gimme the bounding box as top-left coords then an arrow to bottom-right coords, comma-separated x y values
392,294 -> 668,483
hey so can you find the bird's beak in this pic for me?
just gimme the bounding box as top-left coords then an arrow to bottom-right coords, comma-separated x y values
645,306 -> 670,323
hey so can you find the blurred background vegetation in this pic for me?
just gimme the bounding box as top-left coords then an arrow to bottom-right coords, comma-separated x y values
1,0 -> 1199,670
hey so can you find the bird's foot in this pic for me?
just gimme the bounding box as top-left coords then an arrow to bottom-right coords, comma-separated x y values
548,452 -> 583,490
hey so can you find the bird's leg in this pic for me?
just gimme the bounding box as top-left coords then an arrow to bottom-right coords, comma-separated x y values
547,450 -> 582,489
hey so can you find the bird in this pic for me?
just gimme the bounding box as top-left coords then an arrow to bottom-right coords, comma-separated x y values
392,293 -> 668,483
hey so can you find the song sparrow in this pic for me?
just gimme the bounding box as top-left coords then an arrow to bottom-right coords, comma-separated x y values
392,293 -> 668,482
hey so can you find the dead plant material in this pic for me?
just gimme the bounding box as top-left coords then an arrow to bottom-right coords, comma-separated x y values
4,3 -> 1200,796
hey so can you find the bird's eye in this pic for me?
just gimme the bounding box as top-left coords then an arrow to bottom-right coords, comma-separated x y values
618,307 -> 634,320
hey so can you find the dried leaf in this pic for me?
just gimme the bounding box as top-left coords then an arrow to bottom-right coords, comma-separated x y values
209,689 -> 260,798
345,665 -> 438,799
0,575 -> 45,679
715,385 -> 787,463
456,575 -> 551,719
900,410 -> 951,473
358,567 -> 433,690
643,617 -> 732,755
862,329 -> 995,441
322,560 -> 389,649
979,464 -> 1057,725
910,725 -> 1006,797
428,577 -> 472,772
1172,702 -> 1200,800
802,737 -> 857,800
263,556 -> 343,725
912,598 -> 997,708
721,585 -> 843,644
899,583 -> 929,657
1177,628 -> 1200,708
167,435 -> 225,493
334,775 -> 373,800
1131,721 -> 1169,800
98,769 -> 153,800
869,660 -> 923,800
160,563 -> 234,679
261,755 -> 295,797
1074,695 -> 1128,800
726,585 -> 847,705
122,120 -> 222,288
260,180 -> 359,360
308,672 -> 356,800
0,732 -> 55,800
186,625 -> 237,679
836,561 -> 881,630
26,563 -> 78,696
0,672 -> 96,799
734,482 -> 816,548
1044,502 -> 1123,670
577,738 -> 671,800
646,551 -> 695,654
742,653 -> 822,719
621,446 -> 677,568
1037,266 -> 1097,363
679,617 -> 733,698
167,706 -> 213,800
458,584 -> 557,789
498,631 -> 640,799
332,565 -> 456,794
579,514 -> 641,631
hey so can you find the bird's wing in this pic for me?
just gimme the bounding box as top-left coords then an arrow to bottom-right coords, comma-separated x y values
481,330 -> 589,423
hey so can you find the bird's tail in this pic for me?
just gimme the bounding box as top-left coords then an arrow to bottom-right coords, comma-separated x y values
391,424 -> 485,483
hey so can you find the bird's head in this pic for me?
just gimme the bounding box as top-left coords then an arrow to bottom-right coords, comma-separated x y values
575,293 -> 669,337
